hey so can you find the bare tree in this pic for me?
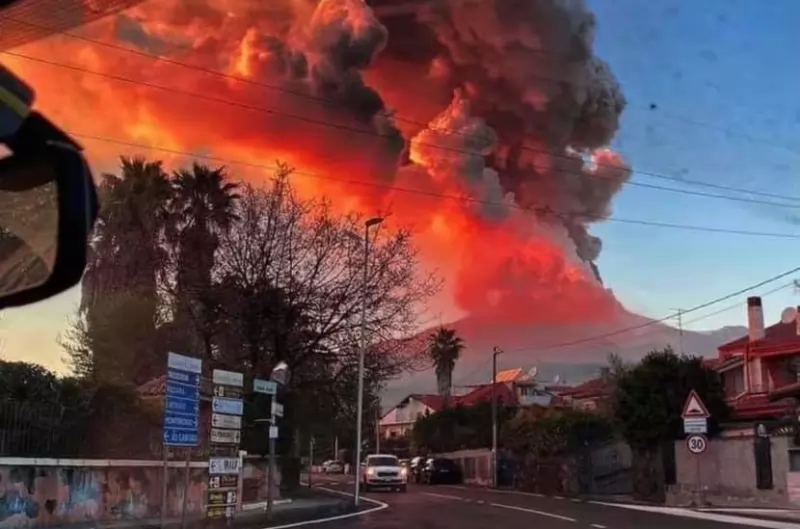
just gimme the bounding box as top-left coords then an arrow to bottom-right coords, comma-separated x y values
211,164 -> 440,384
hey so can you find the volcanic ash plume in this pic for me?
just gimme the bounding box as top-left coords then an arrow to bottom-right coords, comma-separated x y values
11,0 -> 635,324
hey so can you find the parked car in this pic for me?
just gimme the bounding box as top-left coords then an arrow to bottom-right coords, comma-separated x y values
361,454 -> 407,492
421,457 -> 463,485
323,460 -> 345,474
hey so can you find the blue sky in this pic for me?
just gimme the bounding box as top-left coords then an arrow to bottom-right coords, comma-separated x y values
2,0 -> 800,373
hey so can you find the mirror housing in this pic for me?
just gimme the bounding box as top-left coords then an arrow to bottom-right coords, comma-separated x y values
0,138 -> 98,309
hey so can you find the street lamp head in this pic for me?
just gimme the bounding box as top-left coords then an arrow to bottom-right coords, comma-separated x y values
270,361 -> 290,385
365,217 -> 384,228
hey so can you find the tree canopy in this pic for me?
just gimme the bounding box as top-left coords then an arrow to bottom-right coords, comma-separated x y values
59,157 -> 439,469
612,346 -> 731,451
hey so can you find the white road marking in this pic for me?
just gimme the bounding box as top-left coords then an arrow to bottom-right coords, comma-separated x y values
698,508 -> 800,514
590,524 -> 606,528
589,501 -> 800,529
489,502 -> 577,522
443,485 -> 546,498
569,499 -> 581,503
422,492 -> 468,501
263,486 -> 388,529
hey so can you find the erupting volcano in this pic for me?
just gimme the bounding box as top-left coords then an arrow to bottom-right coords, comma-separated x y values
7,0 -> 636,330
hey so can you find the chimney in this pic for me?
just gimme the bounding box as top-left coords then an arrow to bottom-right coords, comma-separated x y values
747,296 -> 765,342
796,306 -> 800,336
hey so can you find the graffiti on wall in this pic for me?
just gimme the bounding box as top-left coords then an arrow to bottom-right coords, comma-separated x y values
0,466 -> 207,527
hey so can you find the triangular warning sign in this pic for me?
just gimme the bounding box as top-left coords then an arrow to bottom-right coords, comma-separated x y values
681,390 -> 710,419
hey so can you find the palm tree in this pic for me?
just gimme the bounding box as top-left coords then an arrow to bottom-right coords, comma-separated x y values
169,163 -> 240,359
77,157 -> 173,384
428,327 -> 465,404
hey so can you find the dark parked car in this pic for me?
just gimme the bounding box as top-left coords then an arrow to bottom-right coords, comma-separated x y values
421,457 -> 463,485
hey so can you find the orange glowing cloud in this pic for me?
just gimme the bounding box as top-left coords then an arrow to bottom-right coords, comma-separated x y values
4,0 -> 632,326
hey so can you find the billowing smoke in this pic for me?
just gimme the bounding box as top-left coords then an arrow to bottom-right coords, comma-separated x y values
9,0 -> 634,324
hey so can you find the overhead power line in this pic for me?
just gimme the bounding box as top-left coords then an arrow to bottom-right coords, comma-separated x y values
678,280 -> 795,327
3,45 -> 800,210
456,278 -> 798,386
505,265 -> 800,355
4,13 -> 798,168
69,130 -> 800,240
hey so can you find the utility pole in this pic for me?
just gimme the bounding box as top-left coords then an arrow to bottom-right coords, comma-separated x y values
308,436 -> 315,488
354,217 -> 383,507
491,346 -> 503,488
334,435 -> 339,459
671,308 -> 685,355
375,406 -> 381,453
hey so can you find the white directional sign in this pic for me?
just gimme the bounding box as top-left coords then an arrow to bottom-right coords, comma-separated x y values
210,428 -> 242,445
212,369 -> 244,388
271,401 -> 284,418
209,457 -> 241,475
686,434 -> 708,455
212,413 -> 242,430
269,426 -> 279,439
683,417 -> 708,434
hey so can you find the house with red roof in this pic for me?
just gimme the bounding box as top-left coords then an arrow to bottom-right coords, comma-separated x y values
379,368 -> 556,439
713,297 -> 800,421
557,367 -> 615,413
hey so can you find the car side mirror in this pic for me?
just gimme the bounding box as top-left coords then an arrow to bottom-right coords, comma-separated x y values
0,139 -> 98,309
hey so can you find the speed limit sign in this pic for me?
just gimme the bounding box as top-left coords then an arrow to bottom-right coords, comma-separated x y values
686,434 -> 708,455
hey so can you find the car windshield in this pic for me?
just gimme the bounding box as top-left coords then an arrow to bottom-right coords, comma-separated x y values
368,457 -> 398,467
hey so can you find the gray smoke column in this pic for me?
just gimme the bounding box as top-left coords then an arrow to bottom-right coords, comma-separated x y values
375,0 -> 631,274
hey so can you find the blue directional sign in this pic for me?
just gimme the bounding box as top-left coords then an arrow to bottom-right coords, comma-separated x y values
164,352 -> 202,447
212,396 -> 244,416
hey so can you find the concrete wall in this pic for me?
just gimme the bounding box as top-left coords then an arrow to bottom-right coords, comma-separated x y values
669,431 -> 791,506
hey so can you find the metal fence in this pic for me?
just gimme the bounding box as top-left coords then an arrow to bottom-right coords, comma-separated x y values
0,400 -> 83,457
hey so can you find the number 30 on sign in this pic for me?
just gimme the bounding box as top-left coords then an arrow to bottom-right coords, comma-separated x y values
686,434 -> 708,455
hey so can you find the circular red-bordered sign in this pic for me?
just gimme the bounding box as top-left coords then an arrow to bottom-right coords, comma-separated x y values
686,434 -> 708,455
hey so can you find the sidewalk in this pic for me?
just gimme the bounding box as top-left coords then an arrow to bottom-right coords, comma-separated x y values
41,489 -> 354,529
696,507 -> 800,524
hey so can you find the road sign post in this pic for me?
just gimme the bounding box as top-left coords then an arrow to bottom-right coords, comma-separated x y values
162,353 -> 202,529
255,377 -> 282,521
208,369 -> 244,522
681,390 -> 711,506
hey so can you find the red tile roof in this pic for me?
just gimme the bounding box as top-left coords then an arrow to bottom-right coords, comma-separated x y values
728,392 -> 796,420
411,394 -> 446,411
456,383 -> 517,407
558,377 -> 614,399
719,321 -> 800,354
404,383 -> 518,412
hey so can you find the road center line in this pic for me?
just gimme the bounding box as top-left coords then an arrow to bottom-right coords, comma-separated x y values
422,492 -> 468,501
489,502 -> 577,522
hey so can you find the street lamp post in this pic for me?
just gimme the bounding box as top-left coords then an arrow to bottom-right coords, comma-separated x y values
354,217 -> 383,507
491,347 -> 503,488
266,361 -> 289,521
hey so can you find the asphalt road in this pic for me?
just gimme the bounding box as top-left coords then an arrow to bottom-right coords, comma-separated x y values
308,474 -> 800,529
